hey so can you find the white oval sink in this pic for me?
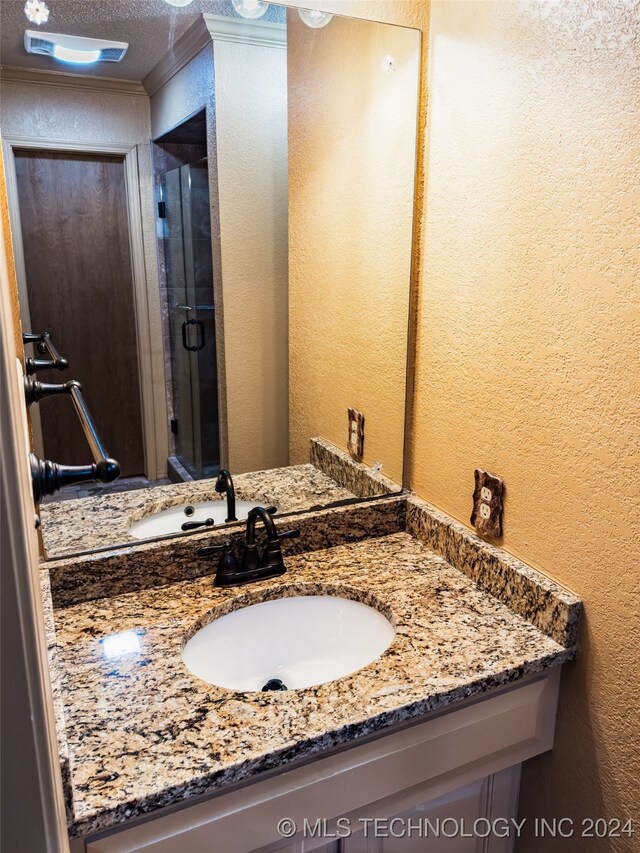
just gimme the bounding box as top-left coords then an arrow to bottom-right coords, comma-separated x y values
129,500 -> 262,539
182,595 -> 395,691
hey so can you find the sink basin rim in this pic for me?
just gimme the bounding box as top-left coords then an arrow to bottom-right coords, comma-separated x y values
184,582 -> 397,642
182,584 -> 397,692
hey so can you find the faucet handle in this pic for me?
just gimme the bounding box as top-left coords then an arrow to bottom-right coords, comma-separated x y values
197,543 -> 240,585
182,518 -> 215,531
197,542 -> 231,557
278,529 -> 301,541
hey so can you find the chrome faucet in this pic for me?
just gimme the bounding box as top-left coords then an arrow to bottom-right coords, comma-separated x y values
197,507 -> 300,587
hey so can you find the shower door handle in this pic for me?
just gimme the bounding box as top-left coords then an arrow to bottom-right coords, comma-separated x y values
181,319 -> 205,352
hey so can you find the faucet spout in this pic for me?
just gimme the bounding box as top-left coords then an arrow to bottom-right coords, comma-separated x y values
241,507 -> 300,575
198,509 -> 300,587
215,469 -> 236,522
245,506 -> 279,545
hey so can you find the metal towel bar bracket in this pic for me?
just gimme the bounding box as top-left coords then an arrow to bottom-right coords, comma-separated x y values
30,453 -> 120,503
23,331 -> 68,375
24,377 -> 76,406
22,334 -> 121,500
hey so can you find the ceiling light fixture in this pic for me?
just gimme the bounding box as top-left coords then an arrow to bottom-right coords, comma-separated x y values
53,45 -> 101,64
231,0 -> 269,20
24,31 -> 129,64
164,0 -> 195,7
298,9 -> 333,28
24,0 -> 49,25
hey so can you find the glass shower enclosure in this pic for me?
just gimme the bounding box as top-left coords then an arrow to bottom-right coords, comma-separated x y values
160,158 -> 220,479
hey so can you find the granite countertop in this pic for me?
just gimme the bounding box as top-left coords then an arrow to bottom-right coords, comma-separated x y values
52,530 -> 577,838
40,464 -> 356,558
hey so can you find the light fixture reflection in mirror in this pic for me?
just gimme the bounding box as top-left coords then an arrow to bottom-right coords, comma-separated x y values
381,55 -> 396,73
231,0 -> 269,20
24,0 -> 49,25
298,9 -> 333,28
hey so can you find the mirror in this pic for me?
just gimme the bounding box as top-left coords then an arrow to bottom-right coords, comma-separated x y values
0,1 -> 420,559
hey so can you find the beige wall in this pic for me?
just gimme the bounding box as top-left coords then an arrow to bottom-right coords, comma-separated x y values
287,9 -> 420,485
149,45 -> 213,141
151,35 -> 289,475
288,0 -> 639,848
213,37 -> 289,474
0,79 -> 151,144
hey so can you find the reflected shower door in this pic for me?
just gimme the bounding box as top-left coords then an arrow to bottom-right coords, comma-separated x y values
161,159 -> 220,479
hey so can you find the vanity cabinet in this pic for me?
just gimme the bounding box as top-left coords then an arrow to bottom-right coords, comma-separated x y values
342,769 -> 520,853
82,670 -> 559,853
262,769 -> 520,853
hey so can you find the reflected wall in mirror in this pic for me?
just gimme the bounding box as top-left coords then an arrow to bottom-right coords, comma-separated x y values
0,1 -> 420,559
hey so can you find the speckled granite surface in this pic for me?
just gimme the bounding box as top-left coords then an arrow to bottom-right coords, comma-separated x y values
310,437 -> 402,498
46,497 -> 407,609
40,572 -> 73,823
40,463 -> 356,559
53,531 -> 576,838
406,497 -> 582,649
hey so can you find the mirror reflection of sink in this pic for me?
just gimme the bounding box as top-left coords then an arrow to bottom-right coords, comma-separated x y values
182,595 -> 396,691
128,500 -> 263,539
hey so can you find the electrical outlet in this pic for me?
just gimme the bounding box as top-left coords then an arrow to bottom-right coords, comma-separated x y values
347,407 -> 365,459
470,468 -> 504,538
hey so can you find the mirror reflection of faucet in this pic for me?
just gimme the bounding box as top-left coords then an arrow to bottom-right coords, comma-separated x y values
215,469 -> 236,521
181,506 -> 277,532
177,468 -> 278,531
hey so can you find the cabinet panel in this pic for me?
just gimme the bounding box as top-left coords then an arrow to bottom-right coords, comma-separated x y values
345,767 -> 521,853
346,778 -> 488,853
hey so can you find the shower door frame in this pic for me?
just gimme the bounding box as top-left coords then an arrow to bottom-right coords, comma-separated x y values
2,135 -> 167,481
160,157 -> 221,480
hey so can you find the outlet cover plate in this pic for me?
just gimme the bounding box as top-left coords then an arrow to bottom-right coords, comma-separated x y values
347,407 -> 365,459
470,468 -> 504,538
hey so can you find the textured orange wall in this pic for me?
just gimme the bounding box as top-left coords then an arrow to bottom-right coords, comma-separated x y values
288,0 -> 639,847
415,4 -> 639,848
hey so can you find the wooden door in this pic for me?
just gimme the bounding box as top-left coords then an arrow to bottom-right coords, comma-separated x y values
14,150 -> 145,477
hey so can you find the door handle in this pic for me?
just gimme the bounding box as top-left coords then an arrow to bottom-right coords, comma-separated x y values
181,319 -> 205,352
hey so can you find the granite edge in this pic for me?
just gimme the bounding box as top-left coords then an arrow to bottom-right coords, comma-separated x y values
310,437 -> 402,498
405,496 -> 583,649
68,647 -> 572,839
39,572 -> 74,824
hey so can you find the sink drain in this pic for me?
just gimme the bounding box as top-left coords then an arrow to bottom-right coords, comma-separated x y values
262,678 -> 287,691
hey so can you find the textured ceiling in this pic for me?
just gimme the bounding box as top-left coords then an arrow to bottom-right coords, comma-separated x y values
0,0 -> 286,80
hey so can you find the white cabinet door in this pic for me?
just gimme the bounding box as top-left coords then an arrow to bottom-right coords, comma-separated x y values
345,767 -> 521,853
251,841 -> 341,853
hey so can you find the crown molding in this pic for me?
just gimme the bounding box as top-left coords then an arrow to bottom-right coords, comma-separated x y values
0,65 -> 146,96
143,13 -> 286,97
203,14 -> 286,49
142,16 -> 212,97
